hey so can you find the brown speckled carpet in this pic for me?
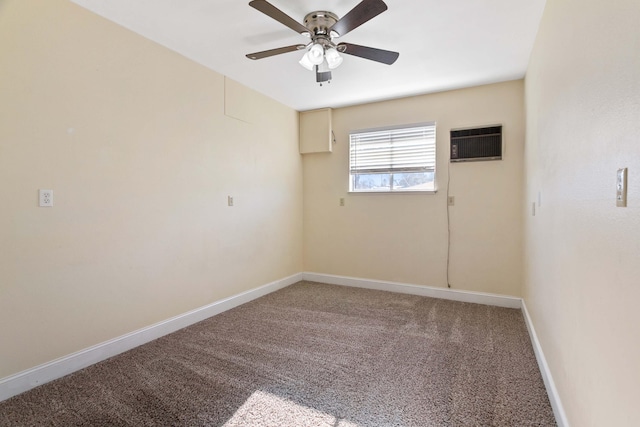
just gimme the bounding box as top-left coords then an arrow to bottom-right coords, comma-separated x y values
0,281 -> 556,426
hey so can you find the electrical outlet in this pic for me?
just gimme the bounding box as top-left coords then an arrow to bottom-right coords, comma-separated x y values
339,198 -> 345,206
228,196 -> 234,207
447,196 -> 455,206
39,189 -> 53,207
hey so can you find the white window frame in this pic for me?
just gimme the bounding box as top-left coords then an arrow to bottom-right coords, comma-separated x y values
348,122 -> 437,193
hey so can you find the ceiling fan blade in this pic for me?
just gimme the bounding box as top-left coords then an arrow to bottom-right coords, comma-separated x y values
246,44 -> 306,60
329,0 -> 388,37
338,42 -> 399,65
249,0 -> 309,35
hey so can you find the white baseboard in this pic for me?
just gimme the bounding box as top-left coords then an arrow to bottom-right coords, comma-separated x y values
0,273 -> 302,403
521,300 -> 569,427
2,271 -> 565,427
302,272 -> 522,309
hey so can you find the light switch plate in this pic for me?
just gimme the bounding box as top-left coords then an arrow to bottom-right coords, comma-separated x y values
616,168 -> 627,207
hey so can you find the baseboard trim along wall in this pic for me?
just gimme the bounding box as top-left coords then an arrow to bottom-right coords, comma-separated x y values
0,273 -> 303,403
521,300 -> 570,427
2,270 -> 566,427
302,272 -> 522,309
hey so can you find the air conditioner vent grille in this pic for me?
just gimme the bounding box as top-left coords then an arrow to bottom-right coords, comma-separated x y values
450,125 -> 502,162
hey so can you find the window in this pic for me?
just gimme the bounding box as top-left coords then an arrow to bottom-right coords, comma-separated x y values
349,122 -> 436,192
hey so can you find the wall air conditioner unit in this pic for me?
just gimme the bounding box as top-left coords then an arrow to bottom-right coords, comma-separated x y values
450,125 -> 502,162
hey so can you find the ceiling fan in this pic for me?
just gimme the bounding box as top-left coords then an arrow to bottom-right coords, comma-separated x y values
246,0 -> 399,85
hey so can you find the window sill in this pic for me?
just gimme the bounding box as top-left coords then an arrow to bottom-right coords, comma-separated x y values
348,190 -> 438,195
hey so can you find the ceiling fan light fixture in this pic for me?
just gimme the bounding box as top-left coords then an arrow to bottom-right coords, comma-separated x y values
299,51 -> 315,70
307,43 -> 325,65
325,47 -> 343,69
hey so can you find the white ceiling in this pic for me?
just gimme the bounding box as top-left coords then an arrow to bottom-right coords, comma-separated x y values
71,0 -> 546,111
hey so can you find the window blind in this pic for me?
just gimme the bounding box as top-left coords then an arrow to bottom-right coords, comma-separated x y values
349,124 -> 436,174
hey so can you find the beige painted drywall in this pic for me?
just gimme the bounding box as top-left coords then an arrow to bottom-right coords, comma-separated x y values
303,81 -> 525,296
0,0 -> 302,379
524,0 -> 640,425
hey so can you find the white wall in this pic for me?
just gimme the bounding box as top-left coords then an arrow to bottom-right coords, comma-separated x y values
303,81 -> 525,296
524,0 -> 640,424
0,0 -> 302,379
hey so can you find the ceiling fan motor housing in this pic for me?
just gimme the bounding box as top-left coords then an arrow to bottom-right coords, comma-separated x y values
304,11 -> 339,41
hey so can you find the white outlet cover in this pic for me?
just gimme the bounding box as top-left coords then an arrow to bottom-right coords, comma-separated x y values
39,189 -> 53,207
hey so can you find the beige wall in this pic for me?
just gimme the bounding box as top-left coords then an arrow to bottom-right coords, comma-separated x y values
303,81 -> 525,296
524,0 -> 640,425
0,0 -> 302,379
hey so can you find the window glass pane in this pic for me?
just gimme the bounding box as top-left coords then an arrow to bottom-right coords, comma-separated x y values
352,173 -> 392,191
391,172 -> 435,191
